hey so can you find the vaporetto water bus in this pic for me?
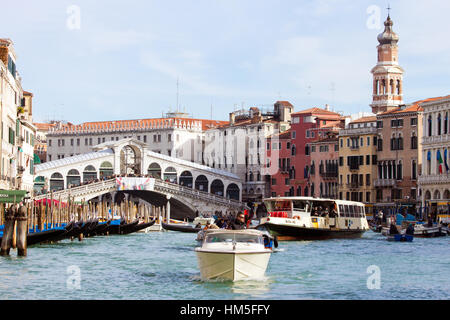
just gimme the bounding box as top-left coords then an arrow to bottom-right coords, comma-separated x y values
256,197 -> 370,240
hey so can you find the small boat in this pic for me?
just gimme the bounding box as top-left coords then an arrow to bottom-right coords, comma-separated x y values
387,234 -> 414,242
120,219 -> 156,235
195,229 -> 272,282
162,222 -> 202,233
88,219 -> 112,236
193,216 -> 216,226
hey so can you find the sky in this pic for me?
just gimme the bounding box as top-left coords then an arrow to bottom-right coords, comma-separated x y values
1,0 -> 450,124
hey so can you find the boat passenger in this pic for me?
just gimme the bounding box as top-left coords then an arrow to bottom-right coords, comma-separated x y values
405,224 -> 415,235
389,223 -> 399,235
195,223 -> 202,229
229,213 -> 247,230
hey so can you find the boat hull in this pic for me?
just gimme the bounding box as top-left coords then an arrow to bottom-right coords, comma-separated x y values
258,222 -> 366,240
195,250 -> 271,282
162,222 -> 201,233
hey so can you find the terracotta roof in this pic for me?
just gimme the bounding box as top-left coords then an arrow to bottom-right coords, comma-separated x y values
380,95 -> 450,115
33,123 -> 56,131
268,130 -> 291,140
23,90 -> 33,96
275,101 -> 293,107
350,116 -> 377,124
49,117 -> 228,133
292,107 -> 341,117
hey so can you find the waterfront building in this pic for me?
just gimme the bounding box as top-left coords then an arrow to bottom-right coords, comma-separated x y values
266,129 -> 292,197
0,38 -> 36,192
45,111 -> 227,164
308,131 -> 339,199
418,95 -> 450,218
204,101 -> 293,203
338,116 -> 378,216
375,101 -> 425,215
289,106 -> 345,198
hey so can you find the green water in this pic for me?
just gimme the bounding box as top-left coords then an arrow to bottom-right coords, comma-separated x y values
0,230 -> 448,299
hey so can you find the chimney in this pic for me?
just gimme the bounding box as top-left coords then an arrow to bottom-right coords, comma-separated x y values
229,112 -> 235,125
325,104 -> 330,111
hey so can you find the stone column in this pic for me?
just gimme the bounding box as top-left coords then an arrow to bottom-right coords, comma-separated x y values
166,195 -> 171,224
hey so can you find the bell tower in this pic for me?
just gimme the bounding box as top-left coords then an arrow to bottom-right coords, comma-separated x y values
370,13 -> 404,114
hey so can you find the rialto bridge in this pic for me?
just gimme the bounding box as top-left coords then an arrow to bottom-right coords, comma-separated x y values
33,138 -> 245,218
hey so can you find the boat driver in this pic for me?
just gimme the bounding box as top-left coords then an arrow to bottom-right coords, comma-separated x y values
229,213 -> 247,230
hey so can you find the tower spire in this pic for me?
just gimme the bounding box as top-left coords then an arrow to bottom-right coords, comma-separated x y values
370,10 -> 404,114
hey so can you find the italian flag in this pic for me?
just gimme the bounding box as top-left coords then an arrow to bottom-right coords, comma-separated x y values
437,150 -> 444,174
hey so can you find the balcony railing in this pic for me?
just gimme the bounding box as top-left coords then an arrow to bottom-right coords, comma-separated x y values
374,179 -> 396,187
422,134 -> 450,145
339,127 -> 378,136
320,172 -> 338,178
418,174 -> 450,185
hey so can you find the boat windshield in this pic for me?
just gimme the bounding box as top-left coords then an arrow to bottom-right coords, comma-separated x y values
205,233 -> 263,245
264,200 -> 292,211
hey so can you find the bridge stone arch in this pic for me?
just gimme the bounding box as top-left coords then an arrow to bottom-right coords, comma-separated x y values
148,162 -> 162,178
179,170 -> 193,188
83,165 -> 97,183
163,166 -> 177,183
67,169 -> 81,188
50,172 -> 64,191
194,174 -> 208,192
35,138 -> 243,212
211,179 -> 224,196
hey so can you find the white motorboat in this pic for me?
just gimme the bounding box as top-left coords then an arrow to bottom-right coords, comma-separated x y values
195,229 -> 272,282
193,216 -> 215,226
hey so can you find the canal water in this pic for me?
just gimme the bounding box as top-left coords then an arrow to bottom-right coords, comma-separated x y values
0,230 -> 448,300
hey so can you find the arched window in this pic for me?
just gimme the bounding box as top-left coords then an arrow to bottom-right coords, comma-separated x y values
390,79 -> 394,94
437,113 -> 442,135
396,80 -> 401,95
428,115 -> 433,136
83,165 -> 97,182
445,112 -> 449,134
411,133 -> 417,149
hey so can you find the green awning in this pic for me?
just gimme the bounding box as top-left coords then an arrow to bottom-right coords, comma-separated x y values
0,190 -> 28,203
34,153 -> 41,164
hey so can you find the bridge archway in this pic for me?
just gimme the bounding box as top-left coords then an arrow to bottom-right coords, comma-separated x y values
179,171 -> 193,188
120,145 -> 142,175
67,169 -> 81,188
83,165 -> 97,183
100,161 -> 114,179
50,172 -> 64,192
211,179 -> 224,196
163,166 -> 177,183
148,162 -> 162,179
195,175 -> 208,192
226,183 -> 240,201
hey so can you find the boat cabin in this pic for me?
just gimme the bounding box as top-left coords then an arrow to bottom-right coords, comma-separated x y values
262,197 -> 369,231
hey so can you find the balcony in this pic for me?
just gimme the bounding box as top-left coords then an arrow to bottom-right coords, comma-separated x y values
347,182 -> 360,189
418,174 -> 450,185
350,145 -> 359,150
374,179 -> 396,187
422,134 -> 450,145
349,163 -> 360,171
320,172 -> 338,179
339,127 -> 378,136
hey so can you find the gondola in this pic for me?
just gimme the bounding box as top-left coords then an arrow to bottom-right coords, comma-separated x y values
108,217 -> 137,235
162,222 -> 202,233
87,219 -> 112,237
120,219 -> 156,235
45,220 -> 78,242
